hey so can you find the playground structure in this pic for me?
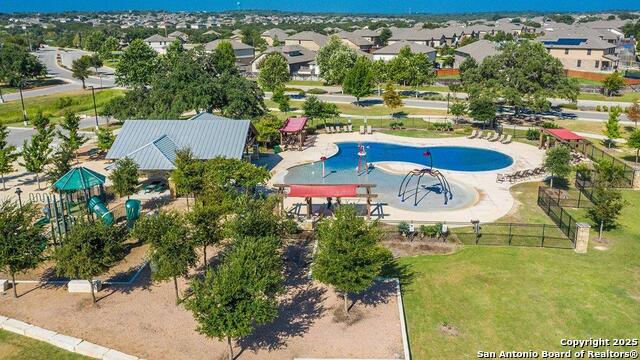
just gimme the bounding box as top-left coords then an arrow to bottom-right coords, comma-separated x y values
274,183 -> 378,220
397,150 -> 453,206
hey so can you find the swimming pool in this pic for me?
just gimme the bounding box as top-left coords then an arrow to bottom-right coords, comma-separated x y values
282,142 -> 513,212
318,142 -> 514,172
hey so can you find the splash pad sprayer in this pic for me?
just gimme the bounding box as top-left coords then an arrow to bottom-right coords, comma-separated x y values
357,143 -> 368,176
320,156 -> 327,178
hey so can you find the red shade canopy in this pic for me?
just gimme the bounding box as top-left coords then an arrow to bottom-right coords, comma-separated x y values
286,184 -> 359,198
546,128 -> 584,141
280,117 -> 308,133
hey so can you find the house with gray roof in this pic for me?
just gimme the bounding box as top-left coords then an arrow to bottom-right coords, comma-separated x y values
373,40 -> 436,62
144,34 -> 181,54
337,31 -> 374,52
250,45 -> 319,80
454,39 -> 500,68
285,31 -> 328,51
538,31 -> 618,71
106,113 -> 258,173
204,40 -> 255,64
261,28 -> 289,46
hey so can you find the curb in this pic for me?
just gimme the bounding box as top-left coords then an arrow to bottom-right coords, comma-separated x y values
0,315 -> 140,359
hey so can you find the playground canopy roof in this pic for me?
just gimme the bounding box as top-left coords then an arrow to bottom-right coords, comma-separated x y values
54,167 -> 106,191
545,128 -> 585,141
280,117 -> 308,133
287,184 -> 360,198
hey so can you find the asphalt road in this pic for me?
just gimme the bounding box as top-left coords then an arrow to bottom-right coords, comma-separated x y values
6,116 -> 108,150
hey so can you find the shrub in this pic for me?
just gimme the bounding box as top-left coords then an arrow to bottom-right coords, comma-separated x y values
526,129 -> 541,140
560,103 -> 578,110
541,121 -> 559,129
595,105 -> 601,112
422,94 -> 446,101
283,87 -> 304,93
397,221 -> 410,236
602,105 -> 608,112
419,224 -> 440,238
54,96 -> 75,110
306,88 -> 328,95
389,121 -> 404,129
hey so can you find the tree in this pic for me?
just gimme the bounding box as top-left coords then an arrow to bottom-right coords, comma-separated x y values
95,127 -> 116,152
219,74 -> 267,119
543,146 -> 572,189
185,235 -> 283,360
271,87 -> 290,114
602,71 -> 625,96
0,124 -> 19,190
20,113 -> 54,190
71,55 -> 91,89
47,143 -> 75,187
588,160 -> 628,236
88,54 -> 103,77
109,157 -> 139,199
99,36 -> 120,59
147,212 -> 196,303
210,41 -> 237,75
316,35 -> 358,85
468,94 -> 496,127
378,28 -> 392,46
0,43 -> 46,123
257,53 -> 290,91
55,221 -> 125,303
82,31 -> 106,52
312,206 -> 391,316
302,95 -> 340,127
0,201 -> 46,298
343,56 -> 373,106
460,41 -> 579,115
626,100 -> 640,127
254,114 -> 284,147
382,82 -> 403,110
449,101 -> 467,122
115,39 -> 158,88
171,148 -> 207,202
603,107 -> 621,148
388,46 -> 435,96
204,157 -> 271,193
628,129 -> 640,163
58,111 -> 87,162
189,198 -> 224,266
371,59 -> 388,95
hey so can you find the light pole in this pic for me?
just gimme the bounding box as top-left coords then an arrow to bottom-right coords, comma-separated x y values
89,86 -> 99,130
15,187 -> 23,210
19,86 -> 28,126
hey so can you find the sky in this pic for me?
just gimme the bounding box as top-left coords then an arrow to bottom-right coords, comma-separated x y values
1,0 -> 638,14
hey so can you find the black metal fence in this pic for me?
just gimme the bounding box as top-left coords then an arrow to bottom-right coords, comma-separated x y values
577,141 -> 638,188
380,220 -> 574,249
540,185 -> 593,209
537,187 -> 580,245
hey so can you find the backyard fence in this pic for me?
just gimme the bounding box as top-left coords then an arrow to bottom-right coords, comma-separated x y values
536,187 -> 580,245
379,220 -> 574,249
576,141 -> 638,188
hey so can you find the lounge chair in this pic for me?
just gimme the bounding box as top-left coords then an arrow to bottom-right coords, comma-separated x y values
366,125 -> 373,134
496,173 -> 506,183
343,125 -> 349,132
488,133 -> 500,142
481,131 -> 492,140
476,131 -> 485,139
496,134 -> 507,143
348,124 -> 353,132
330,126 -> 337,133
467,129 -> 478,139
501,134 -> 512,144
359,125 -> 365,134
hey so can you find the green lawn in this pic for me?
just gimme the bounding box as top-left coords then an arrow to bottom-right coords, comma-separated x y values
0,89 -> 125,126
266,99 -> 447,117
0,329 -> 88,359
400,186 -> 640,359
286,80 -> 326,87
382,128 -> 471,138
0,78 -> 68,96
578,92 -> 640,103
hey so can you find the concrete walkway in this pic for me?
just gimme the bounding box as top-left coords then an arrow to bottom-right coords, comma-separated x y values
268,132 -> 545,223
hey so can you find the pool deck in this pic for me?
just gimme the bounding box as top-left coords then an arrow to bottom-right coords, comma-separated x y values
267,132 -> 544,223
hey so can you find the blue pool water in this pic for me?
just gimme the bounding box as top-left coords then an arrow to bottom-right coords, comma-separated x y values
283,142 -> 512,212
316,142 -> 513,172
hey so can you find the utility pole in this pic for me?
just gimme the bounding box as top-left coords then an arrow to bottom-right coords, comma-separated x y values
89,86 -> 99,129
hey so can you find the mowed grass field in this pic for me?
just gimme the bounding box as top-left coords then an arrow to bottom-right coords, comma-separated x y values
0,89 -> 125,126
0,329 -> 88,359
400,189 -> 640,359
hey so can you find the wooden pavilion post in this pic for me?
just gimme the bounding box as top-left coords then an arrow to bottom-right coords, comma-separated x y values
365,185 -> 372,220
306,197 -> 312,219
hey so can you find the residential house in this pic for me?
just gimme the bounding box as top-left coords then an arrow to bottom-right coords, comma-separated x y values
351,28 -> 382,44
143,34 -> 182,54
204,39 -> 255,64
106,113 -> 258,174
337,31 -> 374,52
539,31 -> 618,71
261,28 -> 289,46
168,30 -> 189,42
251,45 -> 319,80
373,40 -> 436,62
453,39 -> 500,67
285,31 -> 328,51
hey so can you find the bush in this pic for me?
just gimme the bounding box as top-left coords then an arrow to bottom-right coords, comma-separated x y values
602,105 -> 608,112
560,103 -> 578,110
54,96 -> 75,110
397,222 -> 410,236
389,121 -> 404,129
422,94 -> 446,101
306,88 -> 328,95
419,224 -> 440,238
526,129 -> 541,140
541,121 -> 559,129
595,105 -> 602,112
